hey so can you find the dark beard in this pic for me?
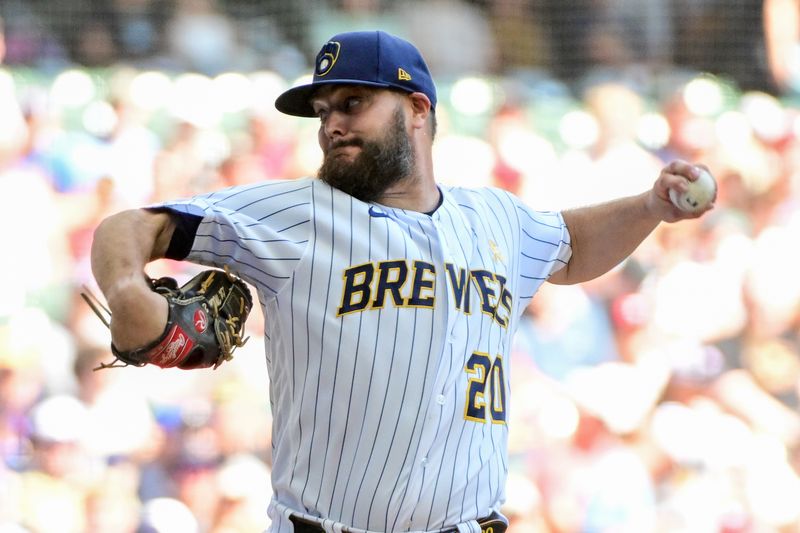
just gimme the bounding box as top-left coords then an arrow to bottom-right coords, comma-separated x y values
317,106 -> 415,203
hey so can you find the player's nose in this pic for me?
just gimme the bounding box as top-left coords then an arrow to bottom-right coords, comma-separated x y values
322,109 -> 349,140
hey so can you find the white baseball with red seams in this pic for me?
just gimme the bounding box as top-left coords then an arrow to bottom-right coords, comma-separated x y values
156,178 -> 572,533
669,169 -> 717,213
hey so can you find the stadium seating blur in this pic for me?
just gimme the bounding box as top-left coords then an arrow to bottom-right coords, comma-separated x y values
1,2 -> 799,532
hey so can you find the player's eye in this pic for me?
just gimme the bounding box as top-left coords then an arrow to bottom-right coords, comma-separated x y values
343,96 -> 362,112
314,107 -> 329,121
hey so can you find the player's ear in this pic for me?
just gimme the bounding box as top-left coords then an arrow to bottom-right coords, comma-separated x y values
407,92 -> 431,130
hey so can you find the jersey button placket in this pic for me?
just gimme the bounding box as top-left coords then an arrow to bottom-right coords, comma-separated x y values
416,213 -> 452,474
434,219 -> 459,350
426,393 -> 446,422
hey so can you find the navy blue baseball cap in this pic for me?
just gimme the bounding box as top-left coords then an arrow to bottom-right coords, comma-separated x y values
275,30 -> 437,117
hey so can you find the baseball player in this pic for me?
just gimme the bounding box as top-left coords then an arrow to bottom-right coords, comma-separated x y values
90,31 -> 714,533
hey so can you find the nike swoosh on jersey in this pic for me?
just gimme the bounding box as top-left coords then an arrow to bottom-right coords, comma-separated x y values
368,206 -> 389,218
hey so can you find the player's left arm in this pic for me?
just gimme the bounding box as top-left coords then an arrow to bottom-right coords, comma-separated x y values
548,160 -> 713,285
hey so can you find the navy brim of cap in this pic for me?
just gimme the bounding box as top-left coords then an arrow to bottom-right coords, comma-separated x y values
275,79 -> 403,117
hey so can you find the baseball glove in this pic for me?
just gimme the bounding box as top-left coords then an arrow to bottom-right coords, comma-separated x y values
82,268 -> 253,370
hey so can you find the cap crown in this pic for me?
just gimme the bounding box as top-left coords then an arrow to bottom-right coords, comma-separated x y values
275,30 -> 437,117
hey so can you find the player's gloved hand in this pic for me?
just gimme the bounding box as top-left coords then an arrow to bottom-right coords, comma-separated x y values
83,269 -> 253,370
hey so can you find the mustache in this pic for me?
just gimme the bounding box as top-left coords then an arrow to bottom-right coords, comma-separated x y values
329,138 -> 364,150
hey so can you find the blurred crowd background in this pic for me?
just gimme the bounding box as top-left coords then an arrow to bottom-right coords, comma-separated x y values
2,1 -> 800,532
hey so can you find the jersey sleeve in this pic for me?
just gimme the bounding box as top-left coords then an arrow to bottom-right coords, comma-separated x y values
151,179 -> 314,299
511,194 -> 572,300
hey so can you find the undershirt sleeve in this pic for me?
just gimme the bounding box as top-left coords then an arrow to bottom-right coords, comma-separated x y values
145,206 -> 203,261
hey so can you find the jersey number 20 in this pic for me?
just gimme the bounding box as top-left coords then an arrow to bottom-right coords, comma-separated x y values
464,352 -> 507,424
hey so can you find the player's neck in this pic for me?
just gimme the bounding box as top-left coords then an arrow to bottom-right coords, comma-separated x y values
376,140 -> 438,212
377,166 -> 439,213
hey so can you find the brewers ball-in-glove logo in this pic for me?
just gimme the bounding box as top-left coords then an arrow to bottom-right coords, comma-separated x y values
316,41 -> 341,77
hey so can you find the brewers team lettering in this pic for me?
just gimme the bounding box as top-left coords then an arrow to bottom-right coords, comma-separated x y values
337,260 -> 512,328
157,178 -> 572,532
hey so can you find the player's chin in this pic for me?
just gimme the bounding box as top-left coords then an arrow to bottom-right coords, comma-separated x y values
330,154 -> 357,165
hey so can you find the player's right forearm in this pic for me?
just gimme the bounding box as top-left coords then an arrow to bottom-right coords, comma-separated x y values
91,209 -> 175,350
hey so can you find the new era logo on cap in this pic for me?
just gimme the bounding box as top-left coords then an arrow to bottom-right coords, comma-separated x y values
275,30 -> 437,117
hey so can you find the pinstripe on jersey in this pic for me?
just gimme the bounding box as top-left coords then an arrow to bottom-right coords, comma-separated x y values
158,177 -> 571,533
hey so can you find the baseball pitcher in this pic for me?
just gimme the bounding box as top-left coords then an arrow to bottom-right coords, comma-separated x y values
90,30 -> 714,533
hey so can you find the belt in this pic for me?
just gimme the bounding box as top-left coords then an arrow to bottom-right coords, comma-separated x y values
289,511 -> 507,533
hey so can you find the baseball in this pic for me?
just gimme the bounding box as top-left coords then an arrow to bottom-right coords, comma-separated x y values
669,168 -> 717,213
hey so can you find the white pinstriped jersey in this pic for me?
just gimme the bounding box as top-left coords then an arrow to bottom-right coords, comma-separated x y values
159,178 -> 572,533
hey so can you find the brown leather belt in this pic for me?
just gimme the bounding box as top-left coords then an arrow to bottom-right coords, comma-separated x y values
289,511 -> 507,533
